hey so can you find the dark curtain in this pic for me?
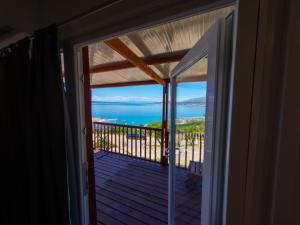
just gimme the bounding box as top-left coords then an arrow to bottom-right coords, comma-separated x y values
0,26 -> 69,225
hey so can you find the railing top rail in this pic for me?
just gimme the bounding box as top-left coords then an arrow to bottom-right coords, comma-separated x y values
93,121 -> 162,131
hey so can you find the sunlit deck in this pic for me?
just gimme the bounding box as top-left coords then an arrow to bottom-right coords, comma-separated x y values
94,151 -> 202,225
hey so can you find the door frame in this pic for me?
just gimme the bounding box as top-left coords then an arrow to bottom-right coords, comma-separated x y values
169,16 -> 233,225
72,45 -> 97,225
65,1 -> 261,225
81,46 -> 97,225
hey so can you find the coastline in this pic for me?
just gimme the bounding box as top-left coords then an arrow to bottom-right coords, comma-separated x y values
92,101 -> 205,125
92,117 -> 117,123
92,117 -> 204,126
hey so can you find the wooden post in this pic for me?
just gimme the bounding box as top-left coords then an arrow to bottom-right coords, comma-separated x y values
82,46 -> 97,225
161,81 -> 169,166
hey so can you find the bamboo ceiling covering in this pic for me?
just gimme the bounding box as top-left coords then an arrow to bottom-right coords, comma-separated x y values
88,6 -> 234,87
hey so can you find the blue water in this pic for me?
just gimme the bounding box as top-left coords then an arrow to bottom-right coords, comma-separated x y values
92,102 -> 205,125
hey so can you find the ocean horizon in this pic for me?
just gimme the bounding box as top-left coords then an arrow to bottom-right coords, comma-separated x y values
92,101 -> 205,125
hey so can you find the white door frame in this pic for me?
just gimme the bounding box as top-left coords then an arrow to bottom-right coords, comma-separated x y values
73,46 -> 90,225
169,15 -> 233,225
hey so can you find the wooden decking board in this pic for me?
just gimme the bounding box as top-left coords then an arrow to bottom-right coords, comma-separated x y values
96,180 -> 168,208
94,153 -> 193,187
99,152 -> 186,176
95,152 -> 172,176
94,165 -> 169,190
95,177 -> 200,214
94,163 -> 168,193
96,194 -> 166,225
94,156 -> 188,184
94,165 -> 170,195
95,152 -> 201,198
94,158 -> 168,180
95,172 -> 169,200
94,166 -> 200,203
97,210 -> 124,225
94,165 -> 169,193
96,201 -> 145,225
97,187 -> 167,221
96,184 -> 167,215
94,174 -> 167,205
96,153 -> 169,177
94,158 -> 170,183
95,151 -> 201,225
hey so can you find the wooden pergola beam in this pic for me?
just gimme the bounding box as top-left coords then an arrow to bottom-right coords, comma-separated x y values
91,80 -> 157,88
104,38 -> 166,86
90,49 -> 189,74
90,79 -> 170,89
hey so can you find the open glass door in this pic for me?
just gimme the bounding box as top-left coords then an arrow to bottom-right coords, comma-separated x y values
169,14 -> 233,225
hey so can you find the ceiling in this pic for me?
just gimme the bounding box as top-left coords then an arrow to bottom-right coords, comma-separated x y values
88,6 -> 234,87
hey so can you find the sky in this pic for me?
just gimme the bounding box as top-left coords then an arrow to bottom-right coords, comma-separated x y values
92,82 -> 207,103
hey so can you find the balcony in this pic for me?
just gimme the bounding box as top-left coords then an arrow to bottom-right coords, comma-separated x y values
93,122 -> 203,225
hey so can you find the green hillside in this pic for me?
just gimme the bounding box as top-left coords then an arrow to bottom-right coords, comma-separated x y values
147,118 -> 205,133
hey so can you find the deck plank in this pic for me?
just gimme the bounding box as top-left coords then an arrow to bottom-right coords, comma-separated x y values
94,151 -> 201,225
97,194 -> 165,225
94,164 -> 169,192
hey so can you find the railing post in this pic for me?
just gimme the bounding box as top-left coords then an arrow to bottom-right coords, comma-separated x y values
92,122 -> 165,164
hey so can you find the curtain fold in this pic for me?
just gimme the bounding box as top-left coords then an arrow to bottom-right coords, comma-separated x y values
0,26 -> 70,225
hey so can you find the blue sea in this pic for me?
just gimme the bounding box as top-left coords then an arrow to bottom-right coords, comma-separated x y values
92,102 -> 205,125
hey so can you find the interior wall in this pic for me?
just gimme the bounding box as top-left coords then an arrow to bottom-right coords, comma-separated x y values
39,0 -> 113,28
0,0 -> 114,33
242,0 -> 300,225
55,0 -> 234,42
0,0 -> 234,39
270,0 -> 300,224
0,0 -> 39,33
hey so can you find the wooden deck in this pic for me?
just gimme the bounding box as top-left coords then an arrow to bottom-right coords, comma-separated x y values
94,151 -> 202,225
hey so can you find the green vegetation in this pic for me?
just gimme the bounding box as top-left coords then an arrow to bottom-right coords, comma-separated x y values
175,118 -> 205,133
145,121 -> 163,129
147,118 -> 205,133
94,136 -> 116,149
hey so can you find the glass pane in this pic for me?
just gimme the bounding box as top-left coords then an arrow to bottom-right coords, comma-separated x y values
174,57 -> 207,225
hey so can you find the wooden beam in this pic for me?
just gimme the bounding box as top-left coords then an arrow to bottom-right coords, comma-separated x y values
82,46 -> 97,225
91,79 -> 170,88
90,49 -> 189,74
90,61 -> 133,73
104,38 -> 166,86
144,49 -> 188,64
91,80 -> 157,88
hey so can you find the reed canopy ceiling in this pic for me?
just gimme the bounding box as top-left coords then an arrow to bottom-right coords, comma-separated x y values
88,6 -> 234,87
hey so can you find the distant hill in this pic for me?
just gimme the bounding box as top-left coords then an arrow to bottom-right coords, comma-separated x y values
92,101 -> 161,104
180,97 -> 206,105
92,97 -> 206,105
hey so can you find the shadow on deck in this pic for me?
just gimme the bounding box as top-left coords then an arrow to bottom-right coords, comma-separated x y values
94,151 -> 202,225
